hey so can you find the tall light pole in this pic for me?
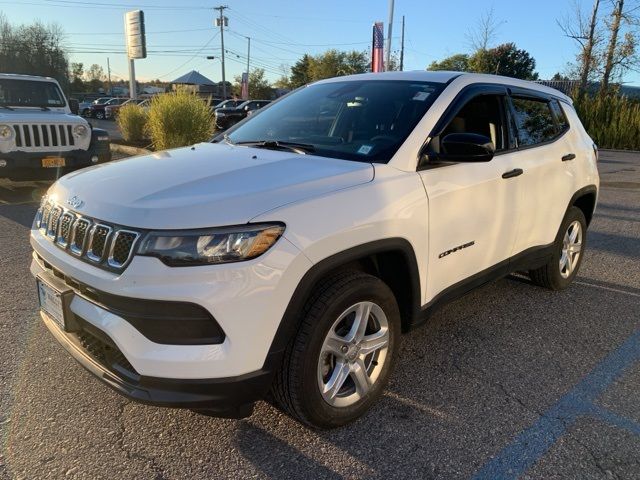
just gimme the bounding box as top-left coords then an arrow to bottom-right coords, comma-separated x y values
214,5 -> 228,99
385,0 -> 395,71
399,15 -> 405,71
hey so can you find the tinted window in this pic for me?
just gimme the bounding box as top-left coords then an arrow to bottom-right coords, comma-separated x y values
0,79 -> 65,107
550,100 -> 569,133
225,80 -> 445,163
511,97 -> 557,146
440,94 -> 507,151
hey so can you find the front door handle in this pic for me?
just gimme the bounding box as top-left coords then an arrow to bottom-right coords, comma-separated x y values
502,168 -> 523,179
562,153 -> 576,161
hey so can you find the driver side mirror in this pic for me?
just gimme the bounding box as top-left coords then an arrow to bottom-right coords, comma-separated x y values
431,133 -> 495,163
68,98 -> 79,115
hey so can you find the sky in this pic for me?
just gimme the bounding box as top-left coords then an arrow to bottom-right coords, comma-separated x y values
2,0 -> 639,87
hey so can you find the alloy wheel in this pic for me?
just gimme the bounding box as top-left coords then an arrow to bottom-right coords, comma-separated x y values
317,301 -> 389,408
559,220 -> 583,278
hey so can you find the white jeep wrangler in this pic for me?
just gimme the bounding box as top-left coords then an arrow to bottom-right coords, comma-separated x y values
0,73 -> 111,180
30,71 -> 599,428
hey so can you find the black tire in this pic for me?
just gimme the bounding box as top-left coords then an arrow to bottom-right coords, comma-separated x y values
529,206 -> 587,290
95,111 -> 105,120
272,271 -> 401,429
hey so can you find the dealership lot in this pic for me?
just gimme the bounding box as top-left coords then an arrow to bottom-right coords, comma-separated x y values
0,150 -> 638,479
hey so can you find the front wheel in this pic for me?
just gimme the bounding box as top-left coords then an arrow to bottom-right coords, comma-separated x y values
272,271 -> 401,428
94,111 -> 105,120
529,206 -> 587,290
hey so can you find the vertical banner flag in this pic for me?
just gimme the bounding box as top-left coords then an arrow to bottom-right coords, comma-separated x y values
371,22 -> 384,73
240,72 -> 249,100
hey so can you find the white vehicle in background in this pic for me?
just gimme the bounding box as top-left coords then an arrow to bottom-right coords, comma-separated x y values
30,71 -> 599,428
0,73 -> 111,180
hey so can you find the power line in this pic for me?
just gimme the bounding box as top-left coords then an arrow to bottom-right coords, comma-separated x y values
156,32 -> 219,79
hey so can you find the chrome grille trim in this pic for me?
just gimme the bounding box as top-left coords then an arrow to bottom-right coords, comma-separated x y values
69,218 -> 91,256
55,211 -> 76,248
107,230 -> 141,268
35,200 -> 141,272
86,224 -> 113,263
46,206 -> 63,240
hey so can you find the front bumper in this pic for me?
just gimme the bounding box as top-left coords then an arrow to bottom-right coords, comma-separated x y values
30,226 -> 312,412
1,132 -> 111,180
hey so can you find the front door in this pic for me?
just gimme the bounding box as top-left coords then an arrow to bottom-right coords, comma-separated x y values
418,91 -> 522,302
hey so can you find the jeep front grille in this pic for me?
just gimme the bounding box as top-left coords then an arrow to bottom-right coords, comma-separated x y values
12,123 -> 76,151
36,199 -> 141,273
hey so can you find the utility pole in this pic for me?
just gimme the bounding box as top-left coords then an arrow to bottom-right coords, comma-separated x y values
245,36 -> 250,98
385,0 -> 395,71
107,57 -> 112,95
214,5 -> 228,99
399,15 -> 405,71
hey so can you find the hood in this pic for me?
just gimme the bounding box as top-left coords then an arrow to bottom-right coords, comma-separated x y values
48,142 -> 374,229
0,109 -> 84,124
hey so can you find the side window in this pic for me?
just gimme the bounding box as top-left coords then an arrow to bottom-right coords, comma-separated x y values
440,94 -> 507,151
511,97 -> 557,146
549,100 -> 570,133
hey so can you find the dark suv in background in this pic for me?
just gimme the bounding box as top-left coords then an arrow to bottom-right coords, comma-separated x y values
214,100 -> 270,130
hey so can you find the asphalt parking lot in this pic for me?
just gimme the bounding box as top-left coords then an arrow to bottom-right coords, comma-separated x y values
0,150 -> 638,480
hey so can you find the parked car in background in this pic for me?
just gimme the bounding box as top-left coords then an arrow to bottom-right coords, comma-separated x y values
105,98 -> 146,120
214,100 -> 270,130
89,97 -> 126,120
213,99 -> 243,110
80,97 -> 111,117
0,73 -> 111,180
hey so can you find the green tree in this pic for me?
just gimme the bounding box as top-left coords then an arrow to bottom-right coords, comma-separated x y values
289,54 -> 314,88
70,62 -> 84,92
85,63 -> 105,91
427,53 -> 471,72
233,68 -> 272,99
0,14 -> 69,89
468,43 -> 538,79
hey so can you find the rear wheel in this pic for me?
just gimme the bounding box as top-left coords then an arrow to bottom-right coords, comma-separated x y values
272,271 -> 400,428
529,206 -> 587,290
95,111 -> 105,120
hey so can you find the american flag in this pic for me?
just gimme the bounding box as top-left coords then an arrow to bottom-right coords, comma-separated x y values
371,22 -> 384,73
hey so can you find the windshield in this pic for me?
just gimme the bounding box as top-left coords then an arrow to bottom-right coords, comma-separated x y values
0,79 -> 66,108
223,80 -> 445,163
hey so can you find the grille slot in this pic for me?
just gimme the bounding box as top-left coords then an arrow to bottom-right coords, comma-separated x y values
56,212 -> 75,247
108,230 -> 139,268
46,206 -> 62,239
70,218 -> 90,256
86,224 -> 112,262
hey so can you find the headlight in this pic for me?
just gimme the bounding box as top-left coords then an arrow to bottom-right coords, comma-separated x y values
0,124 -> 14,141
72,124 -> 89,137
137,223 -> 285,266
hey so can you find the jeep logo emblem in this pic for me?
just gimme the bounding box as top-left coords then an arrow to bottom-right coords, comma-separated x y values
66,196 -> 84,209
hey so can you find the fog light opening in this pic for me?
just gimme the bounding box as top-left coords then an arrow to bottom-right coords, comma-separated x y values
0,160 -> 6,168
91,155 -> 99,163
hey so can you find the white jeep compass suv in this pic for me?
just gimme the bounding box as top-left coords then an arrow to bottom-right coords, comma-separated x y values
30,71 -> 599,428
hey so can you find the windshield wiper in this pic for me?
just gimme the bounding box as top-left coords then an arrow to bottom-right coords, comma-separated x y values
234,140 -> 315,155
40,106 -> 50,111
0,105 -> 14,111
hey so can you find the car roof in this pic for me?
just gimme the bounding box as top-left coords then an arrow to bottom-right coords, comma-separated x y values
313,70 -> 572,103
0,73 -> 60,83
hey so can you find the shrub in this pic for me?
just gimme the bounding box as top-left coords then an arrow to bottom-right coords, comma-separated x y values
116,103 -> 147,143
573,93 -> 640,150
146,91 -> 213,150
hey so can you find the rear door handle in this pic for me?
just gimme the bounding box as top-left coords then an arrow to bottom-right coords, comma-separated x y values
502,168 -> 523,179
562,153 -> 576,161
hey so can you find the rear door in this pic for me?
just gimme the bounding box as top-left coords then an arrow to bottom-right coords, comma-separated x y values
507,91 -> 576,254
418,85 -> 522,301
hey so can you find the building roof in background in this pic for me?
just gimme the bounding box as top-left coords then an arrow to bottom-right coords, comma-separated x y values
171,70 -> 215,86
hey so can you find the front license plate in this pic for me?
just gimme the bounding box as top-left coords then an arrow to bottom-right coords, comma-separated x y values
42,157 -> 65,168
37,279 -> 66,329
